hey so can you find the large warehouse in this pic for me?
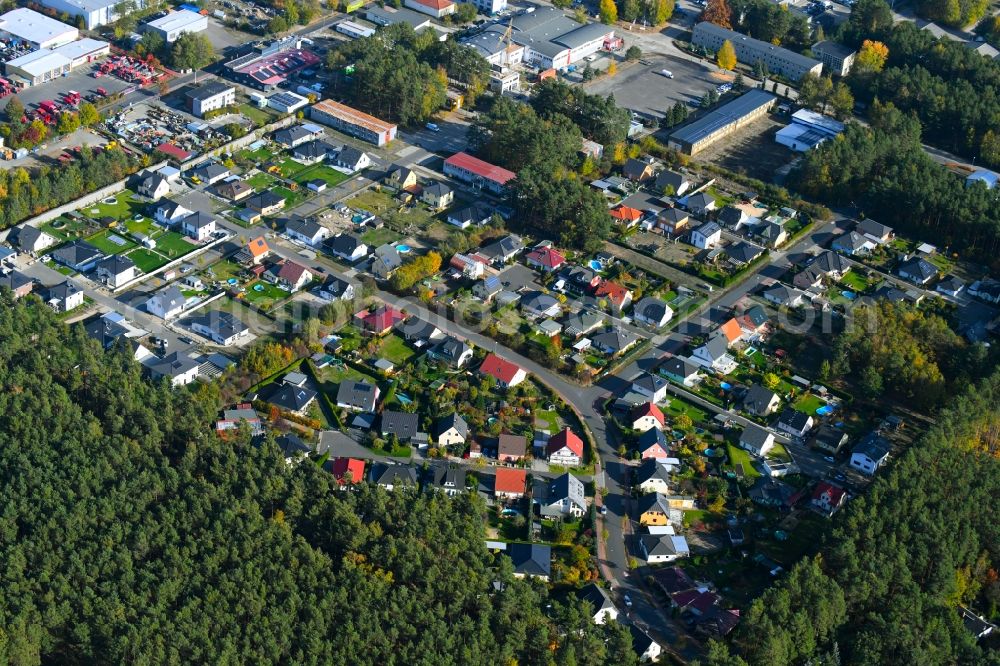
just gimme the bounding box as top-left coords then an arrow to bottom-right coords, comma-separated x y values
0,8 -> 79,49
308,99 -> 397,147
143,10 -> 209,43
691,22 -> 821,82
668,89 -> 777,155
37,0 -> 123,29
4,37 -> 109,86
464,7 -> 615,70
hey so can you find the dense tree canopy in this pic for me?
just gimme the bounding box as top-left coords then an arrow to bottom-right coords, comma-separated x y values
469,96 -> 584,173
509,168 -> 612,252
0,296 -> 635,664
531,80 -> 631,146
727,0 -> 811,51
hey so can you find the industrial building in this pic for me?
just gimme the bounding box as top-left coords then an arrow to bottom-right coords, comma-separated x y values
0,8 -> 79,49
308,99 -> 397,147
775,109 -> 844,152
335,19 -> 376,39
811,40 -> 856,77
365,5 -> 432,30
470,0 -> 506,15
222,38 -> 321,91
404,0 -> 456,18
268,91 -> 309,114
668,89 -> 777,155
443,152 -> 516,195
4,38 -> 108,86
691,22 -> 822,82
186,80 -> 236,117
463,7 -> 616,70
36,0 -> 125,29
143,10 -> 209,43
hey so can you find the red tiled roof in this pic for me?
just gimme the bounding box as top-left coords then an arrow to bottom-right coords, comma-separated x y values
479,353 -> 523,384
547,427 -> 584,457
812,481 -> 846,505
610,205 -> 643,222
525,246 -> 566,269
494,467 -> 526,494
358,305 -> 405,332
247,236 -> 270,257
445,152 -> 516,186
412,0 -> 454,8
718,318 -> 743,344
278,260 -> 310,283
330,457 -> 365,484
593,280 -> 630,306
156,142 -> 192,160
632,402 -> 665,426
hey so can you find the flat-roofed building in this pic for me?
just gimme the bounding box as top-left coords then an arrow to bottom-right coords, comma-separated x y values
4,49 -> 71,85
692,22 -> 821,81
52,37 -> 110,67
308,99 -> 397,146
335,19 -> 376,38
812,40 -> 856,76
143,9 -> 208,43
0,8 -> 79,49
669,89 -> 777,155
36,0 -> 130,29
186,80 -> 236,117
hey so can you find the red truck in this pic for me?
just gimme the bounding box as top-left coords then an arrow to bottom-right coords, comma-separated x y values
62,90 -> 81,105
96,87 -> 107,97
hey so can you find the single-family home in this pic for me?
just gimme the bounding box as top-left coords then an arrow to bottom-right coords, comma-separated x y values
657,207 -> 690,236
95,254 -> 137,288
631,402 -> 665,432
639,429 -> 671,460
245,191 -> 286,216
178,211 -> 216,242
385,164 -> 418,190
640,533 -> 690,563
326,233 -> 369,263
520,291 -> 561,319
189,161 -> 231,185
479,234 -> 524,265
610,204 -> 644,227
40,280 -> 84,312
792,251 -> 850,290
190,310 -> 251,345
737,306 -> 769,339
433,412 -> 468,447
740,423 -> 775,457
632,373 -> 668,403
356,305 -> 406,335
690,221 -> 722,250
754,221 -> 788,249
812,425 -> 849,454
447,203 -> 494,229
508,542 -> 551,580
154,200 -> 192,225
274,261 -> 314,292
473,274 -> 503,302
592,327 -> 640,356
421,181 -> 454,210
236,237 -> 271,265
371,244 -> 403,279
336,380 -> 380,412
381,410 -> 419,441
525,246 -> 567,273
494,467 -> 527,500
811,481 -> 847,515
263,378 -> 318,415
897,257 -> 938,285
423,464 -> 467,496
9,226 -> 56,254
593,281 -> 633,312
857,218 -> 893,244
563,311 -> 604,338
479,353 -> 527,388
726,241 -> 765,265
137,170 -> 170,200
638,493 -> 671,526
574,584 -> 618,625
763,283 -> 807,308
776,408 -> 814,438
691,336 -> 737,373
0,270 -> 33,299
655,169 -> 691,196
717,205 -> 749,229
370,463 -> 419,490
291,140 -> 337,165
498,433 -> 526,462
52,240 -> 103,273
330,457 -> 366,485
449,253 -> 486,279
559,265 -> 602,295
623,157 -> 656,182
333,146 -> 371,172
635,458 -> 672,494
546,427 -> 584,467
215,179 -> 253,202
397,318 -> 444,344
659,356 -> 700,386
538,473 -> 587,517
145,351 -> 200,386
832,231 -> 876,256
630,625 -> 663,663
686,192 -> 716,217
633,297 -> 674,329
146,284 -> 186,319
936,275 -> 964,298
850,432 -> 891,475
273,123 -> 324,148
742,384 -> 780,417
427,335 -> 474,368
285,217 -> 331,247
215,404 -> 264,436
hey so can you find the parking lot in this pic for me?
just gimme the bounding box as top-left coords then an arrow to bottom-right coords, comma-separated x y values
0,64 -> 135,113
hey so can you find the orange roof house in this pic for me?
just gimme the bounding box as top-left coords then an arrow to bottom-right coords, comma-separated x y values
610,205 -> 644,226
717,318 -> 744,345
494,467 -> 527,499
237,236 -> 271,265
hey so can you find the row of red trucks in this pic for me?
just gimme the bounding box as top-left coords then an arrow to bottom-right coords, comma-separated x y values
25,90 -> 103,125
96,55 -> 157,85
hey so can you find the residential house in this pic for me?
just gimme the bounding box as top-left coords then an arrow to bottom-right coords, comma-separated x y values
560,265 -> 601,295
546,428 -> 584,467
630,625 -> 663,663
832,231 -> 876,256
356,305 -> 406,335
749,477 -> 800,507
273,123 -> 324,148
691,336 -> 737,373
330,457 -> 366,485
574,584 -> 618,625
421,182 -> 454,210
857,218 -> 893,244
897,257 -> 938,285
370,463 -> 418,490
850,432 -> 891,475
592,327 -> 639,356
494,467 -> 527,500
263,379 -> 318,415
215,404 -> 264,436
657,207 -> 690,236
638,493 -> 671,526
959,607 -> 997,641
632,373 -> 668,403
640,533 -> 690,563
145,351 -> 200,386
447,203 -> 493,229
812,425 -> 849,454
610,204 -> 644,227
538,473 -> 587,518
428,335 -> 473,368
726,241 -> 764,265
498,433 -> 526,462
291,139 -> 337,165
285,217 -> 330,247
424,464 -> 467,496
633,297 -> 674,328
936,275 -> 965,298
179,211 -> 216,242
525,246 -> 567,273
371,243 -> 403,279
381,410 -> 419,441
717,205 -> 749,229
189,161 -> 231,185
215,179 -> 253,202
473,274 -> 503,302
623,157 -> 655,182
639,429 -> 671,460
272,261 -> 313,292
146,284 -> 186,319
776,408 -> 814,438
95,254 -> 136,288
336,380 -> 380,412
40,280 -> 83,312
479,353 -> 527,388
0,270 -> 33,299
686,192 -> 716,217
969,279 -> 1000,304
754,221 -> 788,248
792,251 -> 850,290
535,318 -> 562,338
137,170 -> 170,200
508,543 -> 551,580
333,146 -> 371,172
396,318 -> 444,344
563,311 -> 604,338
433,413 -> 468,447
740,424 -> 775,457
659,355 -> 700,386
190,310 -> 250,345
763,283 -> 807,308
593,281 -> 633,312
153,200 -> 192,225
479,234 -> 524,265
655,169 -> 690,196
742,384 -> 780,416
636,458 -> 672,494
326,233 -> 369,263
811,481 -> 847,515
385,164 -> 418,190
447,253 -> 483,279
520,291 -> 561,319
244,191 -> 286,216
236,237 -> 271,265
631,402 -> 665,432
9,226 -> 56,254
690,222 -> 722,250
52,240 -> 103,272
736,305 -> 769,339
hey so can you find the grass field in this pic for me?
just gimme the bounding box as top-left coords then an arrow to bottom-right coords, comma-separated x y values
154,232 -> 197,259
124,217 -> 157,236
238,103 -> 276,127
534,409 -> 561,434
726,443 -> 762,480
89,191 -> 143,221
272,186 -> 307,210
41,217 -> 98,242
665,396 -> 710,427
247,172 -> 279,189
240,146 -> 276,163
360,227 -> 402,247
243,280 -> 290,309
320,362 -> 379,387
293,164 -> 351,188
127,249 -> 169,272
278,158 -> 311,178
839,271 -> 870,292
793,393 -> 826,415
86,229 -> 137,254
378,334 -> 415,365
203,259 -> 244,286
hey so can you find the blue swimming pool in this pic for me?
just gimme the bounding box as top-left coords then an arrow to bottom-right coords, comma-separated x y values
816,405 -> 834,416
842,290 -> 857,300
720,382 -> 732,390
396,392 -> 413,405
588,259 -> 602,271
227,278 -> 238,285
253,284 -> 264,292
396,244 -> 412,253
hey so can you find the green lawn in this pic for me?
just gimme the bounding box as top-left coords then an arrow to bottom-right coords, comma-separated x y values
793,393 -> 826,415
360,227 -> 402,247
87,191 -> 143,221
293,164 -> 351,188
240,146 -> 276,163
534,409 -> 561,434
278,158 -> 312,178
665,397 -> 710,427
766,442 -> 792,462
126,248 -> 169,272
272,186 -> 307,209
726,443 -> 762,480
41,217 -> 97,242
238,102 -> 276,127
154,232 -> 197,259
86,229 -> 137,254
320,362 -> 379,386
124,217 -> 157,236
839,271 -> 870,292
203,259 -> 245,286
247,172 -> 279,189
243,280 -> 290,309
378,334 -> 416,365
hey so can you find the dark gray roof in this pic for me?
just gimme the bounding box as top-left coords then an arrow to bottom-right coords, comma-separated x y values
423,181 -> 452,197
370,462 -> 419,486
10,225 -> 49,251
592,326 -> 639,353
544,472 -> 586,510
635,457 -> 671,485
812,39 -> 857,59
660,355 -> 698,378
633,372 -> 667,394
854,432 -> 891,461
655,169 -> 688,191
693,22 -> 821,70
147,351 -> 199,378
326,233 -> 366,256
430,336 -> 470,366
727,241 -> 764,264
96,253 -> 135,275
191,310 -> 248,339
574,583 -> 615,616
507,542 -> 551,577
699,335 -> 730,361
265,383 -> 317,412
245,190 -> 285,209
293,140 -> 337,160
84,315 -> 130,349
740,423 -> 772,450
635,296 -> 671,323
743,384 -> 778,414
638,492 -> 670,515
336,380 -> 378,411
276,433 -> 311,458
857,217 -> 892,238
563,310 -> 604,335
433,412 -> 468,439
424,464 -> 466,491
337,146 -> 367,167
182,211 -> 215,230
286,216 -> 325,239
638,427 -> 667,449
0,270 -> 32,293
52,240 -> 102,268
898,257 -> 937,282
191,161 -> 229,180
380,410 -> 419,440
671,89 -> 776,147
777,408 -> 811,431
273,124 -> 317,145
521,290 -> 559,313
186,80 -> 233,101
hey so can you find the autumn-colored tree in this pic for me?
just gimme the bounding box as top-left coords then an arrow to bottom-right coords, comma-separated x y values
607,60 -> 618,76
716,39 -> 736,70
599,0 -> 618,23
700,0 -> 732,28
855,39 -> 889,73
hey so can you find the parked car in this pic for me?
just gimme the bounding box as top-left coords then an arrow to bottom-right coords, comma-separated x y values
600,505 -> 608,515
660,69 -> 674,78
624,594 -> 633,607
